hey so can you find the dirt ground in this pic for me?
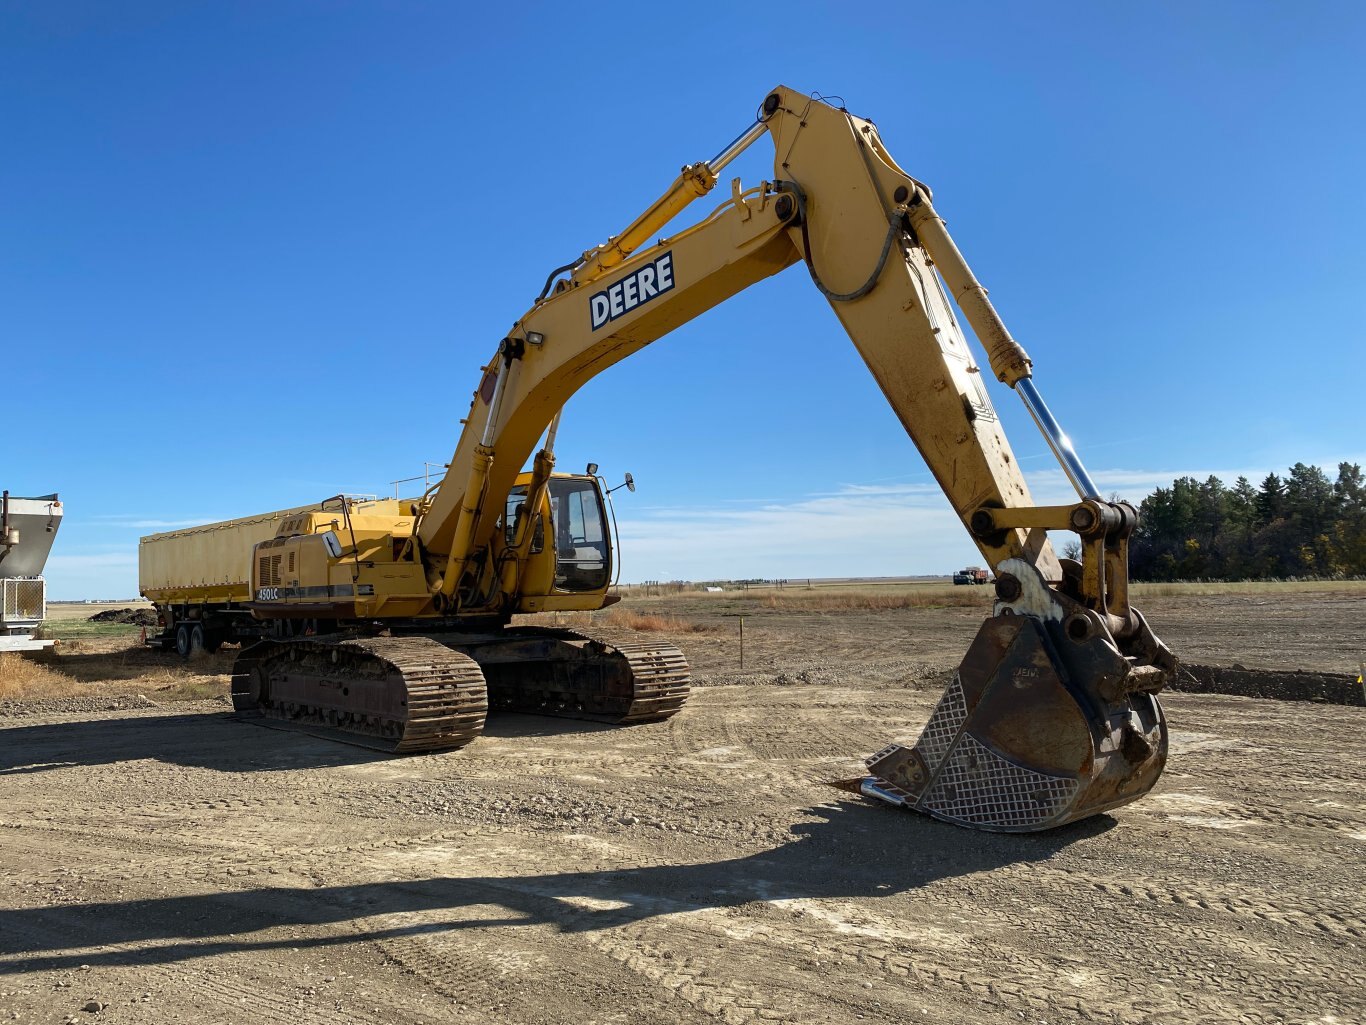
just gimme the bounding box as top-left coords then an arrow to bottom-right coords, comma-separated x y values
1,590 -> 1362,1024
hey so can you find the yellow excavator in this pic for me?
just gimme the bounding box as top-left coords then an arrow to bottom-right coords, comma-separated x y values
231,85 -> 1176,833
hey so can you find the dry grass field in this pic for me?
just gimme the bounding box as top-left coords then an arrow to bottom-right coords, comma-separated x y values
0,583 -> 1362,1024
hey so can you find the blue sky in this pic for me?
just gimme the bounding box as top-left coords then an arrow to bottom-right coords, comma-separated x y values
4,2 -> 1364,598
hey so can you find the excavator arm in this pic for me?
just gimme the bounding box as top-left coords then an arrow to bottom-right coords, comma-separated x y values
410,86 -> 1176,831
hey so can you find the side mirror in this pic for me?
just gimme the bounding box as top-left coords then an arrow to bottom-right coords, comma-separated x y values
624,472 -> 635,493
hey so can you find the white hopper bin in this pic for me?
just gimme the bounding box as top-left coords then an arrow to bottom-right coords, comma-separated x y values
1,491 -> 63,652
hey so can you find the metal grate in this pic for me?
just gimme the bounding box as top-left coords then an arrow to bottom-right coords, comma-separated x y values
258,555 -> 283,587
908,674 -> 968,772
918,732 -> 1079,829
865,671 -> 1081,829
2,578 -> 45,624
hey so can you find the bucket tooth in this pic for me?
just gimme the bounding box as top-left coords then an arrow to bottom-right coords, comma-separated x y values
860,564 -> 1171,832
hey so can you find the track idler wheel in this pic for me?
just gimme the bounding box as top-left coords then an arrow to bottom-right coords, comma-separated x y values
859,559 -> 1172,832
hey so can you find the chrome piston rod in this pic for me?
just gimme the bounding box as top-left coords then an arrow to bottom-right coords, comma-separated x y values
903,188 -> 1103,503
1015,377 -> 1101,502
706,119 -> 768,176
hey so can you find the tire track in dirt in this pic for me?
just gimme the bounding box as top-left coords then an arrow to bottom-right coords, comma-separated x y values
0,911 -> 351,1025
361,837 -> 816,1023
414,873 -> 811,1025
365,831 -> 1248,1025
314,811 -> 1363,1022
667,686 -> 905,766
2,819 -> 222,870
750,885 -> 1357,1024
344,907 -> 505,1022
1001,859 -> 1366,941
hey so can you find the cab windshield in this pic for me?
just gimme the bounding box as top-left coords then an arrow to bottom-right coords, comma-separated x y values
549,478 -> 610,592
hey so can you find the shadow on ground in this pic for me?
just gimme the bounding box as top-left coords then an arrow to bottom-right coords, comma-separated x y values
0,708 -> 650,776
0,713 -> 383,774
34,647 -> 238,683
0,804 -> 1113,973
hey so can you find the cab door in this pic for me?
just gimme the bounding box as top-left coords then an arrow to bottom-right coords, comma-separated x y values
548,476 -> 611,593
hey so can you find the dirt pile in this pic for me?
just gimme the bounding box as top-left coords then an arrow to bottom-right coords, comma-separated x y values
87,607 -> 159,626
1175,663 -> 1364,705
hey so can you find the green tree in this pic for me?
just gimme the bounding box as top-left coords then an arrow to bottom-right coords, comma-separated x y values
1284,463 -> 1336,573
1225,476 -> 1259,576
1331,462 -> 1366,574
1255,473 -> 1284,527
1131,463 -> 1355,581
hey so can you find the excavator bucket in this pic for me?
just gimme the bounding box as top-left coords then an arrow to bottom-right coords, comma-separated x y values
857,560 -> 1171,832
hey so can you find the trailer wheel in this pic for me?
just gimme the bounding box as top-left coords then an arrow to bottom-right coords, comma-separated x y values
174,624 -> 192,658
189,624 -> 206,657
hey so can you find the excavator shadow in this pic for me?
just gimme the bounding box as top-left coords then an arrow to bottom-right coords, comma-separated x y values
0,803 -> 1115,972
0,708 -> 659,775
0,713 -> 389,775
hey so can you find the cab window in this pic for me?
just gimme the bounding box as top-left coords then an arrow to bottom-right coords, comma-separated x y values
549,478 -> 609,591
502,486 -> 544,553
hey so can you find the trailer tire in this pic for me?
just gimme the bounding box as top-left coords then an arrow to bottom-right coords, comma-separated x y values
189,624 -> 206,657
174,624 -> 192,659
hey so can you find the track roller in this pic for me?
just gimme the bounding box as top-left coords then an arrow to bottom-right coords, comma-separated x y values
431,628 -> 690,724
231,635 -> 488,753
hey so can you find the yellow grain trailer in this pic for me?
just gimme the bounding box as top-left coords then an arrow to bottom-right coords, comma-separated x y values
139,504 -> 316,655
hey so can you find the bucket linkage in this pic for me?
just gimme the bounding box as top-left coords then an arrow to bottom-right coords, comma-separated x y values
856,501 -> 1176,832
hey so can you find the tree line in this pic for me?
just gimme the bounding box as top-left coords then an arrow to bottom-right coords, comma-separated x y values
1127,462 -> 1366,580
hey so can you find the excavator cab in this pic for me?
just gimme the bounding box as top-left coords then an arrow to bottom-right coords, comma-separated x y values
498,472 -> 614,609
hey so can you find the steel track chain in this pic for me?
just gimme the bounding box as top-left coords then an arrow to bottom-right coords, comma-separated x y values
231,635 -> 488,753
457,627 -> 690,724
